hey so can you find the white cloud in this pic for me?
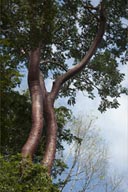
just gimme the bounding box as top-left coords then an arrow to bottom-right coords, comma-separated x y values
73,91 -> 128,180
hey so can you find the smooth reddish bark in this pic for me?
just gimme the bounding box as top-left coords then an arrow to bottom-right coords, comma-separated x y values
41,93 -> 58,174
21,47 -> 44,159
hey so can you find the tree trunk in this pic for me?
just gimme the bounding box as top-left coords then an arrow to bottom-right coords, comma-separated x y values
41,93 -> 58,174
21,47 -> 43,159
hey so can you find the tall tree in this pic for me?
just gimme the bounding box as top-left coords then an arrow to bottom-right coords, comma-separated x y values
57,116 -> 123,192
1,0 -> 127,174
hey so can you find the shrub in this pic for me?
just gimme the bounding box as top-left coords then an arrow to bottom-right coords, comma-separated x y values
0,154 -> 59,192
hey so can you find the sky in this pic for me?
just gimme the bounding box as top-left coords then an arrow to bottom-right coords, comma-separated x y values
74,86 -> 128,170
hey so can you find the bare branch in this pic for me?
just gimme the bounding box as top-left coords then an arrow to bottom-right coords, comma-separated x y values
81,1 -> 100,21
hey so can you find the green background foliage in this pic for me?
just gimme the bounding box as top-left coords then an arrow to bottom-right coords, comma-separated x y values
0,154 -> 59,192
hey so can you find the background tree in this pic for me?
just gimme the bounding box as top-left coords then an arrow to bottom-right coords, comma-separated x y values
55,116 -> 124,192
1,0 -> 128,175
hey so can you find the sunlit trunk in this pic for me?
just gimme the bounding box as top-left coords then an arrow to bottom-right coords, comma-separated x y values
42,93 -> 58,174
21,47 -> 43,159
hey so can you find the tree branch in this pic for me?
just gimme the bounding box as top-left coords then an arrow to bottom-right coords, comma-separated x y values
51,2 -> 106,101
81,1 -> 100,21
40,59 -> 68,72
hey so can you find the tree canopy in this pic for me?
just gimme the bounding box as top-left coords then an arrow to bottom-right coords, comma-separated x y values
1,0 -> 128,111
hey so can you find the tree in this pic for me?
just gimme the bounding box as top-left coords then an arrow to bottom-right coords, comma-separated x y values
55,116 -> 124,192
0,48 -> 29,154
1,0 -> 128,174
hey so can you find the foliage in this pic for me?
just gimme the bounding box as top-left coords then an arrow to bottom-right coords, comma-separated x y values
1,91 -> 31,155
0,42 -> 31,154
0,154 -> 59,192
55,116 -> 123,192
1,0 -> 128,112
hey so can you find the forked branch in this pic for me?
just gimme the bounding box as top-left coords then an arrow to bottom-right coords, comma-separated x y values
51,2 -> 106,101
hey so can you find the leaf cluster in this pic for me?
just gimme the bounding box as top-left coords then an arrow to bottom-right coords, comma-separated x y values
0,154 -> 59,192
1,91 -> 31,155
